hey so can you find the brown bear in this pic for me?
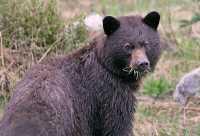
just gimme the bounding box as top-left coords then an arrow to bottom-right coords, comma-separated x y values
0,11 -> 161,136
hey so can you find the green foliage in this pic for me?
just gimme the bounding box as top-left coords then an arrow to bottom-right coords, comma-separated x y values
0,96 -> 9,108
0,0 -> 87,55
197,123 -> 200,136
183,128 -> 190,136
63,17 -> 88,52
1,0 -> 63,48
177,39 -> 200,60
143,76 -> 171,98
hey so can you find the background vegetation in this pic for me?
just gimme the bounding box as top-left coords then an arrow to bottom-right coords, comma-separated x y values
0,0 -> 200,135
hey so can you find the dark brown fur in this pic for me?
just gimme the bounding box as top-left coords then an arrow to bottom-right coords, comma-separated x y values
0,12 -> 161,136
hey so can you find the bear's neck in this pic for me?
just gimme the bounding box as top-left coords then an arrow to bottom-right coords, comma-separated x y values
70,41 -> 140,93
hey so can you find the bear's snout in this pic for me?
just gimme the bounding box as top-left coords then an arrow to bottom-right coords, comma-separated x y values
130,48 -> 150,72
137,58 -> 150,71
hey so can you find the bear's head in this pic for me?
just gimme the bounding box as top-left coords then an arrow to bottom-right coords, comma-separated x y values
97,11 -> 161,82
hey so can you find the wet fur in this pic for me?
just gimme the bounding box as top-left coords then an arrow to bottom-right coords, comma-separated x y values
0,14 -> 161,136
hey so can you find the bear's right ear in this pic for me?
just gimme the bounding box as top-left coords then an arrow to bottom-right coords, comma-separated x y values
103,16 -> 120,36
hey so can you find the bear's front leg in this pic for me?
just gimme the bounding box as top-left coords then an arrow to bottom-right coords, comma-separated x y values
100,96 -> 135,136
101,111 -> 134,136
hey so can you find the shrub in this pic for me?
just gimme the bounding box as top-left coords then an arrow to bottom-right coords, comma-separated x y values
1,0 -> 63,48
0,0 -> 87,57
143,76 -> 171,98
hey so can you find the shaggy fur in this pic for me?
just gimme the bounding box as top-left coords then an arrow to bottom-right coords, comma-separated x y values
0,12 -> 161,136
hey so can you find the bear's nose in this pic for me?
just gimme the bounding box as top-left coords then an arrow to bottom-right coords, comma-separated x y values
138,60 -> 150,71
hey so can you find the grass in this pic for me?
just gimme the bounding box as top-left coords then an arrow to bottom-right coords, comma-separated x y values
0,0 -> 88,56
1,0 -> 64,48
134,97 -> 199,136
0,0 -> 200,135
135,103 -> 180,135
95,0 -> 192,16
197,123 -> 200,135
143,76 -> 171,98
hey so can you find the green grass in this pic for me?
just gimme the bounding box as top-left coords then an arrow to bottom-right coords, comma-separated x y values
1,0 -> 64,48
95,0 -> 192,16
143,76 -> 171,98
183,128 -> 190,136
176,39 -> 200,61
63,16 -> 88,52
197,123 -> 200,135
0,0 -> 88,55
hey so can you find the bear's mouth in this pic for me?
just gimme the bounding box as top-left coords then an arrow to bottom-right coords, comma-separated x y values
122,66 -> 150,80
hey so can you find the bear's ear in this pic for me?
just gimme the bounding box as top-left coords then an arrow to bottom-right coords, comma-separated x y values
143,11 -> 160,30
103,16 -> 120,36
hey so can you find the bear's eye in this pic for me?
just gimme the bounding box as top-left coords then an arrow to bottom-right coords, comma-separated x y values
140,41 -> 149,47
124,43 -> 134,50
144,41 -> 149,45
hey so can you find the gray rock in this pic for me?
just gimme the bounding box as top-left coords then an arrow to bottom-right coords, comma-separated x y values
173,67 -> 200,105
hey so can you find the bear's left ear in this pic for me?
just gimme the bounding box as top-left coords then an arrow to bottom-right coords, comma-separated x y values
143,11 -> 160,30
103,16 -> 120,36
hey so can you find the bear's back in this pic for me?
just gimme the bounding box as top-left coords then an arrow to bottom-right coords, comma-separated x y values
0,58 -> 76,136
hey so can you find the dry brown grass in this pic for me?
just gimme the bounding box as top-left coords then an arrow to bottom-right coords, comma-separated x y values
134,96 -> 200,136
